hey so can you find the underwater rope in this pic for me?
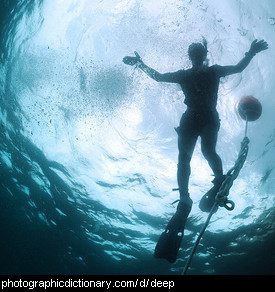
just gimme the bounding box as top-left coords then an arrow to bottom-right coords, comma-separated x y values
182,119 -> 250,275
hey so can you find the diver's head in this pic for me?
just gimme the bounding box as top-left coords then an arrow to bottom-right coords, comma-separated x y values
188,42 -> 207,66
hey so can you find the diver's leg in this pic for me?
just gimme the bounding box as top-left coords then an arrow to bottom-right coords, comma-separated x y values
155,116 -> 197,263
200,123 -> 223,179
177,129 -> 198,201
154,114 -> 198,263
199,123 -> 226,212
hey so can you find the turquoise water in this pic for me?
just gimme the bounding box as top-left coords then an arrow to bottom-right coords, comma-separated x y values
0,0 -> 274,275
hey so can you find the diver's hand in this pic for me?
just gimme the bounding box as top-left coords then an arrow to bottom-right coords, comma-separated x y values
123,51 -> 143,66
123,56 -> 137,66
248,39 -> 268,56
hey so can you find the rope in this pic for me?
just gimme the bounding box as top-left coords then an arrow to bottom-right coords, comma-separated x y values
182,119 -> 250,275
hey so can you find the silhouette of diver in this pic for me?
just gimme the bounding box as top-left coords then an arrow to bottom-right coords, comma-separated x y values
123,39 -> 268,262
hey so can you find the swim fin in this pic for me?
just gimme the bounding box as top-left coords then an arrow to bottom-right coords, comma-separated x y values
154,198 -> 193,263
199,175 -> 226,213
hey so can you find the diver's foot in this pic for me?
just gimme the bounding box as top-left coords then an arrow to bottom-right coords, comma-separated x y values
154,194 -> 192,263
211,174 -> 226,187
167,195 -> 193,231
177,195 -> 193,212
199,175 -> 226,213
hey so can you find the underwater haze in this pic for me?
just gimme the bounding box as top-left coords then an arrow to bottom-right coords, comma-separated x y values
0,0 -> 274,275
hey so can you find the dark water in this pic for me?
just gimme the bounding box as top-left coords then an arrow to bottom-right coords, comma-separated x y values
0,0 -> 274,275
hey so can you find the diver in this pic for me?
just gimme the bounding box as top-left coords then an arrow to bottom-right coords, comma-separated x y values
123,39 -> 268,263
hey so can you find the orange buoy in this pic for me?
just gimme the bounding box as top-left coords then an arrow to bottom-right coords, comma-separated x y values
237,96 -> 262,121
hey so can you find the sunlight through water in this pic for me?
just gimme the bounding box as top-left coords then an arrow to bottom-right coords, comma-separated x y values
0,0 -> 274,275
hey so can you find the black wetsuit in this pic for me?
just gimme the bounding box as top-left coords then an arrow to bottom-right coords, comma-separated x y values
158,65 -> 231,196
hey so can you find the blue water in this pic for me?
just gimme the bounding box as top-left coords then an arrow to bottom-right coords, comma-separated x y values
0,0 -> 274,275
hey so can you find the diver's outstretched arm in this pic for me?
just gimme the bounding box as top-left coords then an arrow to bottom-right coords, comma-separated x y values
123,52 -> 182,83
136,60 -> 165,82
220,39 -> 268,76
